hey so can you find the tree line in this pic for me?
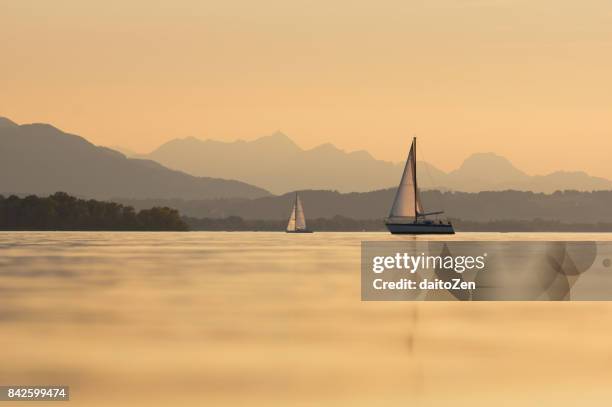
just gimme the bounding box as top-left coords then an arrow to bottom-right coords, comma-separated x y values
0,192 -> 188,231
3,193 -> 611,232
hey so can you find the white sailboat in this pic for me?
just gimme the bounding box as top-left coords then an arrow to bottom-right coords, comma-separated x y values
385,137 -> 454,234
286,192 -> 313,233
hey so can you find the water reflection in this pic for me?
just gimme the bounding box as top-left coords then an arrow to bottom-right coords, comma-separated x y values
0,232 -> 611,406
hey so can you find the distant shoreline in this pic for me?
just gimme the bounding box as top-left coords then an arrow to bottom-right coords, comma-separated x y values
184,216 -> 612,233
3,193 -> 612,233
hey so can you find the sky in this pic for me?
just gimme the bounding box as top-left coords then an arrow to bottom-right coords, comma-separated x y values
1,0 -> 611,176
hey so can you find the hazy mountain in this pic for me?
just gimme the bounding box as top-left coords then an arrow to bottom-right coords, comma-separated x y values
0,117 -> 18,128
444,153 -> 529,190
117,189 -> 612,224
140,132 -> 411,194
0,117 -> 269,200
109,145 -> 138,157
441,153 -> 612,192
140,134 -> 612,194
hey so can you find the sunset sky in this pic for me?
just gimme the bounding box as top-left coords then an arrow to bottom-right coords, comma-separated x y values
2,0 -> 611,176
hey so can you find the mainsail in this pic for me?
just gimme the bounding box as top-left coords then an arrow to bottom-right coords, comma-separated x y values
287,204 -> 296,231
287,193 -> 307,231
389,138 -> 424,219
295,194 -> 306,230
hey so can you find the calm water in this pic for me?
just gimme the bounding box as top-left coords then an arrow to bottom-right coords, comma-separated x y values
1,232 -> 612,406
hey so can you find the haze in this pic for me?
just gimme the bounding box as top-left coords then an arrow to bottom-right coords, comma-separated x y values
2,0 -> 611,177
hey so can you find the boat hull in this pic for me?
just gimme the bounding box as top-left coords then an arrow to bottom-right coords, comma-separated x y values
385,222 -> 455,235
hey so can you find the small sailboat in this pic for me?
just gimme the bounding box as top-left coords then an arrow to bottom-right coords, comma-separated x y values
385,137 -> 455,234
286,192 -> 313,233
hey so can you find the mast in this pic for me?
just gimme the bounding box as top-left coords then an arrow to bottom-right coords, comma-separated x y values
413,137 -> 417,219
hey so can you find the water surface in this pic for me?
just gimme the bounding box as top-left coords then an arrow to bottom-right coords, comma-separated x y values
1,232 -> 611,406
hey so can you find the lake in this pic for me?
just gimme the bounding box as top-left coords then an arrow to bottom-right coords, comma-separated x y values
1,232 -> 612,406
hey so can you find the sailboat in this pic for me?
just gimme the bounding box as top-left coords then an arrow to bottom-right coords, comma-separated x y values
286,192 -> 313,233
385,137 -> 455,234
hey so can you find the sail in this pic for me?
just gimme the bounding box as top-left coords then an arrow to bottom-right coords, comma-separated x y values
389,138 -> 424,218
286,200 -> 297,231
295,194 -> 306,230
416,186 -> 424,214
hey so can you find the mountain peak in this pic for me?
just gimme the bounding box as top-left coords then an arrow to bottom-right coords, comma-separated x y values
461,152 -> 514,165
458,152 -> 526,176
271,130 -> 287,138
260,131 -> 291,141
442,152 -> 530,190
0,117 -> 18,128
252,131 -> 299,149
309,142 -> 341,153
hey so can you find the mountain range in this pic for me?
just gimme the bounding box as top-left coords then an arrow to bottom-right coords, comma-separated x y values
0,117 -> 268,200
137,133 -> 612,194
3,114 -> 611,203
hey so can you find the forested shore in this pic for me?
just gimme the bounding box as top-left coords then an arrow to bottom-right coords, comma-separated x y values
0,193 -> 188,231
2,193 -> 611,232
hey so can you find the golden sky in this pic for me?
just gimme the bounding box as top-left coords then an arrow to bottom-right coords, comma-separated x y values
2,0 -> 611,176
